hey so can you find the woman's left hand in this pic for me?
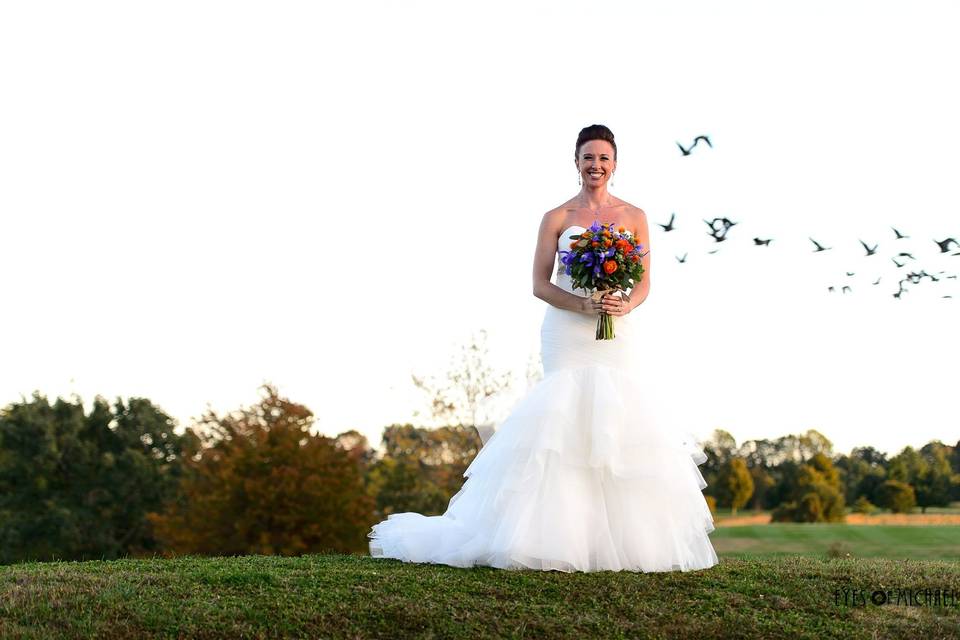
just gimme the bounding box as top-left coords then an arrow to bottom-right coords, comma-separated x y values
601,292 -> 631,316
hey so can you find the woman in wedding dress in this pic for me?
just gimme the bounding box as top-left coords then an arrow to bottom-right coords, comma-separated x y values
368,124 -> 719,573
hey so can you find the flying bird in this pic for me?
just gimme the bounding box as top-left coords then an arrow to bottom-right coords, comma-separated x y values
705,217 -> 737,242
676,253 -> 688,263
658,212 -> 677,232
934,237 -> 959,253
676,135 -> 712,156
842,285 -> 852,294
896,252 -> 915,260
892,226 -> 909,239
859,240 -> 878,256
872,277 -> 881,285
753,237 -> 772,246
892,257 -> 905,268
809,238 -> 831,252
846,272 -> 855,276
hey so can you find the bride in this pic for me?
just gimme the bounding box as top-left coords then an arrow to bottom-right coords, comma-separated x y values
368,124 -> 719,573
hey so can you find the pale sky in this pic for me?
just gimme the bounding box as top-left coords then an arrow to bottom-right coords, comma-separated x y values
2,1 -> 958,458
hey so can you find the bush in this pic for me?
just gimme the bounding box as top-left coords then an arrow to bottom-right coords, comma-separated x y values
852,495 -> 877,514
875,480 -> 916,513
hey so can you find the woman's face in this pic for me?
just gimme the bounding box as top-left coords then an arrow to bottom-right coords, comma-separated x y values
575,140 -> 617,188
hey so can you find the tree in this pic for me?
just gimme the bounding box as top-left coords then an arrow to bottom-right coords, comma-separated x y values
0,392 -> 187,564
889,443 -> 958,513
410,328 -> 515,431
914,442 -> 957,513
771,453 -> 846,523
835,446 -> 888,506
147,384 -> 375,557
365,423 -> 483,521
715,458 -> 754,515
875,480 -> 916,513
701,429 -> 737,499
748,465 -> 776,512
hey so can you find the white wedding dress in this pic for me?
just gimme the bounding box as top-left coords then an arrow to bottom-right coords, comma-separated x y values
368,225 -> 719,572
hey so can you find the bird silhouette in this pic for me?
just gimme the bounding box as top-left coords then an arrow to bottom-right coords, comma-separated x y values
892,226 -> 909,239
658,212 -> 677,232
872,277 -> 881,285
892,257 -> 905,268
828,286 -> 835,292
676,253 -> 688,263
842,285 -> 852,294
707,249 -> 720,254
810,238 -> 831,252
846,272 -> 855,276
859,240 -> 878,256
753,237 -> 773,246
705,217 -> 737,242
676,135 -> 712,156
896,252 -> 915,260
934,237 -> 959,253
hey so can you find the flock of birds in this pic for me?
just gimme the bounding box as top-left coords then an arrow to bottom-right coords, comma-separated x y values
665,135 -> 959,299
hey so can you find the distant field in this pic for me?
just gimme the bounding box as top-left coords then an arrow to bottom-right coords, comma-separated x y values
711,523 -> 960,560
714,502 -> 960,527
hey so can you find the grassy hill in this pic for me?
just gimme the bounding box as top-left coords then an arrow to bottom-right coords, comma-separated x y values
2,553 -> 958,639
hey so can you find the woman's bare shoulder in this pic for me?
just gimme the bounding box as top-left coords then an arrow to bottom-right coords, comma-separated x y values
610,196 -> 647,225
540,198 -> 578,228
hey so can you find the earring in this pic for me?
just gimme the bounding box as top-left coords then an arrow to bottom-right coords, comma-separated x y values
578,173 -> 581,186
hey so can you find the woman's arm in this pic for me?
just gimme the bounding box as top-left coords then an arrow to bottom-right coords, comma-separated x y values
627,209 -> 651,310
532,212 -> 592,314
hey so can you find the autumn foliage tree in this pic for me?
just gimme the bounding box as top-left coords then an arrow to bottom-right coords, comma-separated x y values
147,384 -> 375,557
771,453 -> 846,523
715,457 -> 754,516
365,423 -> 482,520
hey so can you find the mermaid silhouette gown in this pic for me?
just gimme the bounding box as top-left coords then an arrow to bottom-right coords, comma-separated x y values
368,225 -> 718,572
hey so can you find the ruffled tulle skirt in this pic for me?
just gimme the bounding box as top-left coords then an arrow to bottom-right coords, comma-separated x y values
368,303 -> 719,573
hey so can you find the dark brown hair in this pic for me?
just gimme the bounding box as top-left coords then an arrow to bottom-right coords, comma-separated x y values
575,124 -> 617,161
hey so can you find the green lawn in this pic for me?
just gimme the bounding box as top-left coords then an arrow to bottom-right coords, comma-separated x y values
711,524 -> 960,560
2,553 -> 959,639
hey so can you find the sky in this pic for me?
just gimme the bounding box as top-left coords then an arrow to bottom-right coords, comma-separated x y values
1,0 -> 958,458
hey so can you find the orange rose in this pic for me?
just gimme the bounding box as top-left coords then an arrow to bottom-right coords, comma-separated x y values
618,225 -> 625,233
592,241 -> 599,247
603,260 -> 618,274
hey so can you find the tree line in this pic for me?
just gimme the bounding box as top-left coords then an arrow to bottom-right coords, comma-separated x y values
701,428 -> 960,521
3,383 -> 957,566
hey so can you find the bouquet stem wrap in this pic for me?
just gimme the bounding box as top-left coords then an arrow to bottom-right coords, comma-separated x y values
590,286 -> 622,340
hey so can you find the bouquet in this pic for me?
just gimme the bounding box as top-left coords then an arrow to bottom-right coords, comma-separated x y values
558,221 -> 648,340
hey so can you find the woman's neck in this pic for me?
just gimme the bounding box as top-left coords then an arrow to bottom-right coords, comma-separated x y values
578,189 -> 613,212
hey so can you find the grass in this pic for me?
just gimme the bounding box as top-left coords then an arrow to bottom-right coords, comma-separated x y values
712,524 -> 960,560
1,553 -> 959,639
